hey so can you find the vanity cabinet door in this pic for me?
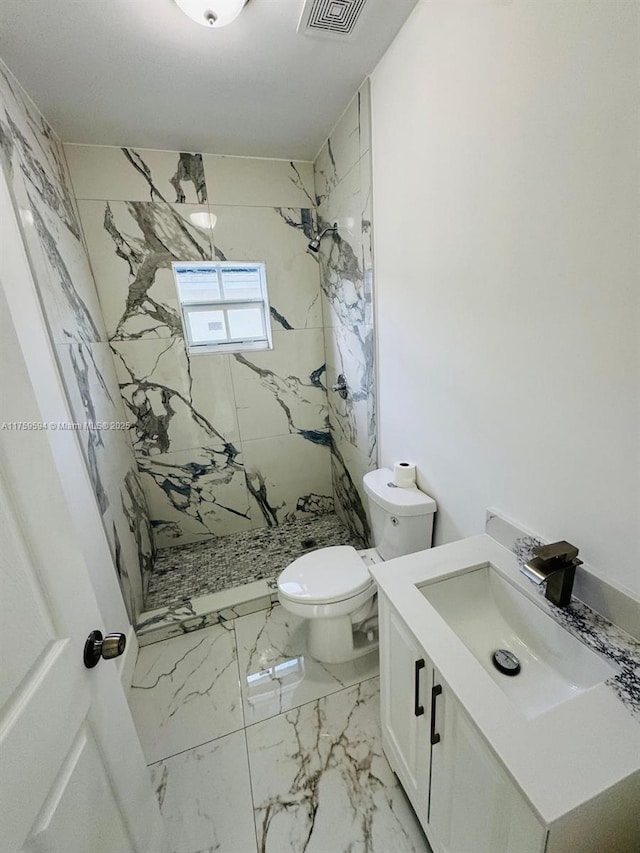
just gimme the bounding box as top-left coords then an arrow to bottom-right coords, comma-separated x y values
378,593 -> 432,825
428,675 -> 546,853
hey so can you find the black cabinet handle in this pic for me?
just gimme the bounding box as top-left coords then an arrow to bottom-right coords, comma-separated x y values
430,683 -> 443,745
414,659 -> 425,716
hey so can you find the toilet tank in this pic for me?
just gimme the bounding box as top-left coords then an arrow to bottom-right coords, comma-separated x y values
363,468 -> 437,561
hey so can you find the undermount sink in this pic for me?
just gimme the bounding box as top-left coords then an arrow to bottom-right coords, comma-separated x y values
418,563 -> 616,718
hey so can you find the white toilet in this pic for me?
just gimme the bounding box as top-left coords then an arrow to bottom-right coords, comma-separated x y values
277,467 -> 437,664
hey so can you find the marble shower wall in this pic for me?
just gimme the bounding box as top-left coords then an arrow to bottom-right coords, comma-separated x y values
314,79 -> 377,545
65,144 -> 333,548
0,62 -> 154,622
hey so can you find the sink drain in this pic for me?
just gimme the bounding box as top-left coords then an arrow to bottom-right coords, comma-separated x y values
492,649 -> 521,676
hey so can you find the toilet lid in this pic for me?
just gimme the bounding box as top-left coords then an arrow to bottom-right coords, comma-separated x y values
278,546 -> 372,604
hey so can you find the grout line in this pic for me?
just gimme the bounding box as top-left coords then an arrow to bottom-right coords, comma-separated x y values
243,669 -> 381,734
232,617 -> 248,734
243,717 -> 261,852
142,647 -> 379,766
145,721 -> 247,767
72,195 -> 316,209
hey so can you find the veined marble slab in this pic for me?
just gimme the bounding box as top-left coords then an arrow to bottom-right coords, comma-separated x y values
129,623 -> 243,764
139,446 -> 253,547
329,449 -> 370,548
74,166 -> 331,544
204,154 -> 315,208
324,323 -> 376,462
65,144 -> 207,204
314,81 -> 371,207
209,203 -> 322,333
111,337 -> 240,455
243,434 -> 333,527
317,162 -> 367,329
149,729 -> 257,853
236,603 -> 378,727
0,61 -> 153,622
246,678 -> 431,853
0,68 -> 106,348
78,198 -> 212,341
231,329 -> 328,442
313,78 -> 377,547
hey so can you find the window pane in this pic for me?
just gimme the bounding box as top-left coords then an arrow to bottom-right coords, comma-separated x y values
176,266 -> 220,302
174,261 -> 271,353
228,307 -> 265,340
220,267 -> 262,301
186,309 -> 228,344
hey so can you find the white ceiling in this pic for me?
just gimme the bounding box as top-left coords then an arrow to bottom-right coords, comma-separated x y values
0,0 -> 417,160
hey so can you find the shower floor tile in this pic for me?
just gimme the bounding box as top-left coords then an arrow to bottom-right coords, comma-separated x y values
145,512 -> 361,611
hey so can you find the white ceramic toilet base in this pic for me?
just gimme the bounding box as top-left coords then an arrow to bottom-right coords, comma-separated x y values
275,469 -> 437,665
307,615 -> 379,664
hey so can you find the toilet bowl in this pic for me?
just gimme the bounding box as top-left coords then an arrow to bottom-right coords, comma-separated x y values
278,545 -> 380,664
277,468 -> 437,664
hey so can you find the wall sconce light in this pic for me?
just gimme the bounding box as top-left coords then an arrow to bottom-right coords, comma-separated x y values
174,0 -> 247,28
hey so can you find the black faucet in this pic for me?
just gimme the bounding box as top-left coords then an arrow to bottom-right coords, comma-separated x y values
521,541 -> 582,608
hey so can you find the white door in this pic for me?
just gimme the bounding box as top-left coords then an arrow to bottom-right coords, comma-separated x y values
0,190 -> 167,852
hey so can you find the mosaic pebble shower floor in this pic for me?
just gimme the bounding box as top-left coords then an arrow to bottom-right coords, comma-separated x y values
145,513 -> 361,611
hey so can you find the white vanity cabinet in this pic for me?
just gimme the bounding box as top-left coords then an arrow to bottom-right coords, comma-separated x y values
379,592 -> 547,853
379,593 -> 433,825
428,678 -> 546,853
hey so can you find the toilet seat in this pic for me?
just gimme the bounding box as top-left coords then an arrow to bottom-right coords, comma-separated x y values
277,545 -> 373,605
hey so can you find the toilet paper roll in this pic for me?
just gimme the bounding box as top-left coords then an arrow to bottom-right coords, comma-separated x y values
393,461 -> 417,488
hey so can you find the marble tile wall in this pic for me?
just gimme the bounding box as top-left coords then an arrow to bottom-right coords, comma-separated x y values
65,144 -> 333,547
314,79 -> 377,545
0,61 -> 153,623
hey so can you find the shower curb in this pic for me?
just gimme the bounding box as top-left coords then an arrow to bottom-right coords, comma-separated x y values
135,577 -> 280,646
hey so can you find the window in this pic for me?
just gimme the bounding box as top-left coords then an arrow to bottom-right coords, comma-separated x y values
172,261 -> 273,355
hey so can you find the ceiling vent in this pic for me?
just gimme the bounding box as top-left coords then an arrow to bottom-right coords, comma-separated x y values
297,0 -> 369,40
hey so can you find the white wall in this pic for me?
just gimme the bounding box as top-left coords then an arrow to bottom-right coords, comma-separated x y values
371,0 -> 639,595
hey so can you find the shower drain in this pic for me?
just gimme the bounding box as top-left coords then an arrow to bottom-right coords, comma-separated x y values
492,649 -> 521,676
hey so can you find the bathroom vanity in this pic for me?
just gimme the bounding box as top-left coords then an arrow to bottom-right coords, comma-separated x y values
371,535 -> 640,853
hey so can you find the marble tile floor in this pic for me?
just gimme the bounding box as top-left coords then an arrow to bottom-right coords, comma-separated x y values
146,512 -> 362,611
130,602 -> 432,853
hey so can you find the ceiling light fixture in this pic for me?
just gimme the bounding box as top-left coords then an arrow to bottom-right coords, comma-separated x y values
174,0 -> 247,28
189,211 -> 218,229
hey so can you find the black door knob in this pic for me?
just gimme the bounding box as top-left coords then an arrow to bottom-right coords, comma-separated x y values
83,630 -> 126,668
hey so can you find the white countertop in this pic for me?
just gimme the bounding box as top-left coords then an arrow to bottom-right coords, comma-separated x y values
370,534 -> 640,826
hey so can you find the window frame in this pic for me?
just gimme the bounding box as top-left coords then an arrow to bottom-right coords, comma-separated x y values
172,260 -> 273,356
